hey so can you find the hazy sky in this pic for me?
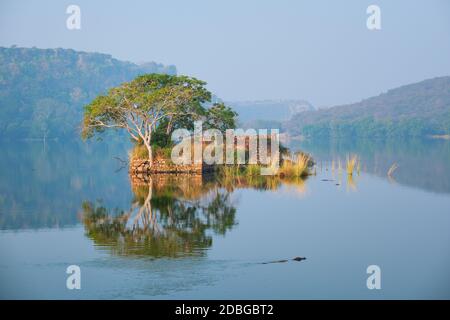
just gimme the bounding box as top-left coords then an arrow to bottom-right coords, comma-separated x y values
1,0 -> 450,106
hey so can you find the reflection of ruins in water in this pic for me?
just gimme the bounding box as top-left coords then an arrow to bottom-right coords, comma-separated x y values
81,174 -> 308,258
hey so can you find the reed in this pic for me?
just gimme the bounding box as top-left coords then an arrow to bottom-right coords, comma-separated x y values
346,154 -> 358,176
245,164 -> 260,176
387,163 -> 398,177
220,165 -> 238,178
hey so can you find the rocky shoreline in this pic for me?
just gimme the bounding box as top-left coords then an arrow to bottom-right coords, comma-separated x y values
129,158 -> 216,176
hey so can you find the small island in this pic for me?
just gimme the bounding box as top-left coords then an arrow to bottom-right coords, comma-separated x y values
82,73 -> 314,178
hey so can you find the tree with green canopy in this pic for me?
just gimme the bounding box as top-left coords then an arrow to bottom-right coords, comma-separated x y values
82,74 -> 236,163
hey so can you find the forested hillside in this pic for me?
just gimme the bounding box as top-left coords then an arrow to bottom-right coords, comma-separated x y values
285,76 -> 450,139
0,47 -> 176,139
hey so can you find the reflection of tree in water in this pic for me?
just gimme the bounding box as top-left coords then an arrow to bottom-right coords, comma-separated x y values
81,176 -> 237,258
81,174 -> 309,258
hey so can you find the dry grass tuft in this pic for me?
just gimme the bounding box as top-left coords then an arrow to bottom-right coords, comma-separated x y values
279,153 -> 310,177
129,144 -> 149,161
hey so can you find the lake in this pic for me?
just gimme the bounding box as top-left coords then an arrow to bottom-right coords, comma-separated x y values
1,138 -> 449,299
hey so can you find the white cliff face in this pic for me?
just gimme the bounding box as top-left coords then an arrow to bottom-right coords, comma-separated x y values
288,100 -> 316,118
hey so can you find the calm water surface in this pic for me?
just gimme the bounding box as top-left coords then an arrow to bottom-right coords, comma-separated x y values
1,139 -> 449,299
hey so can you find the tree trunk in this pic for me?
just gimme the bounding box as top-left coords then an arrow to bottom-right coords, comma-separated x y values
165,120 -> 173,146
143,140 -> 153,165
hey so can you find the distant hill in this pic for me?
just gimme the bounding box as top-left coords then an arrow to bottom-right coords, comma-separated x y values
285,77 -> 450,139
0,46 -> 176,139
227,99 -> 315,130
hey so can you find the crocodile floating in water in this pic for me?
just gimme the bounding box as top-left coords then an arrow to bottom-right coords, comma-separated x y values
261,257 -> 306,264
